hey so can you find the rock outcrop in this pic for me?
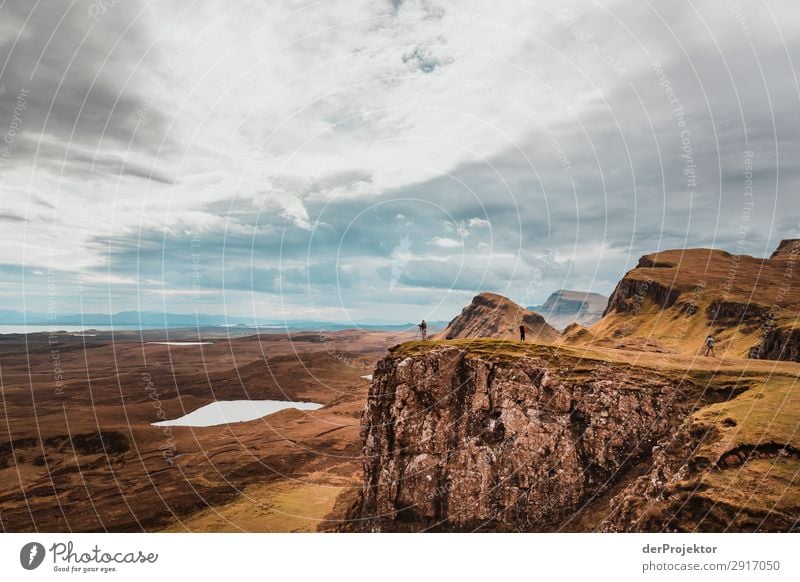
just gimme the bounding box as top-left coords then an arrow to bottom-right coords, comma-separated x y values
348,339 -> 800,532
528,290 -> 608,330
350,343 -> 688,531
602,417 -> 800,532
749,327 -> 800,361
603,278 -> 679,316
583,241 -> 799,361
438,292 -> 558,342
770,238 -> 800,260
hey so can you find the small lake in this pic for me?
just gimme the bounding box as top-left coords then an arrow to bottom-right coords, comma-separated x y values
152,400 -> 323,427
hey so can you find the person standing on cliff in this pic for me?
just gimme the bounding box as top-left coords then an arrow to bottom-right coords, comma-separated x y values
704,335 -> 716,356
419,319 -> 428,340
519,323 -> 526,342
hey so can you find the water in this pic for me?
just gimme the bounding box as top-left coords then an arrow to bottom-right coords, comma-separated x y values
152,399 -> 323,427
361,374 -> 373,381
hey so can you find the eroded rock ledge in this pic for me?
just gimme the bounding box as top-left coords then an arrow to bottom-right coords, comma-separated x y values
349,343 -> 691,531
749,327 -> 800,362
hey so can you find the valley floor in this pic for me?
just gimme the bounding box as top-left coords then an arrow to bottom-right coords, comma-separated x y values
0,329 -> 404,532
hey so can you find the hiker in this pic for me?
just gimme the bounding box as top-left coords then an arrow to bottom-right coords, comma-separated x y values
419,319 -> 428,340
519,323 -> 526,342
704,335 -> 716,357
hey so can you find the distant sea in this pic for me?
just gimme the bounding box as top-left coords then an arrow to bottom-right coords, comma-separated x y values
0,322 -> 427,335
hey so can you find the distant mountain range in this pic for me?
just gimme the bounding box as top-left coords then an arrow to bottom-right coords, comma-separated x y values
527,289 -> 609,330
0,309 -> 448,332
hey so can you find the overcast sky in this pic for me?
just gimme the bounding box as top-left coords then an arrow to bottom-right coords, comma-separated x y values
1,0 -> 798,323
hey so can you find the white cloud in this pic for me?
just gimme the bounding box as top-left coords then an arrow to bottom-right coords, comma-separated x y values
80,273 -> 159,286
1,0 -> 798,319
431,236 -> 463,248
468,217 -> 491,229
0,0 -> 612,278
258,192 -> 312,229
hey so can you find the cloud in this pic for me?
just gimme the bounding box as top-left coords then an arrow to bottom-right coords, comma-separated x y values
0,1 -> 172,161
431,236 -> 463,248
259,192 -> 313,229
468,217 -> 491,229
1,0 -> 798,321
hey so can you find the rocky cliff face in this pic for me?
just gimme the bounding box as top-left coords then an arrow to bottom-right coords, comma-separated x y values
749,327 -> 800,362
528,290 -> 608,330
603,275 -> 680,317
438,292 -> 558,342
770,238 -> 800,260
349,343 -> 689,531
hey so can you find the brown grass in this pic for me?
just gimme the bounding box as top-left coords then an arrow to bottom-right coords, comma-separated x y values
576,247 -> 798,358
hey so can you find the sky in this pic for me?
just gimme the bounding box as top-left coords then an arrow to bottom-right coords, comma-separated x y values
0,0 -> 798,323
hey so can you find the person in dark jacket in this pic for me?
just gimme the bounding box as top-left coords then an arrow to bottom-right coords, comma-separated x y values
519,323 -> 526,342
419,319 -> 428,340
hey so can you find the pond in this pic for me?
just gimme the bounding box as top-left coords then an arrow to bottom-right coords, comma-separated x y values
152,399 -> 322,427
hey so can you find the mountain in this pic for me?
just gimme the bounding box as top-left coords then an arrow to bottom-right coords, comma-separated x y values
351,342 -> 682,531
567,239 -> 799,361
527,289 -> 608,330
346,240 -> 800,532
348,338 -> 800,532
0,309 -> 28,324
771,238 -> 800,259
437,292 -> 559,343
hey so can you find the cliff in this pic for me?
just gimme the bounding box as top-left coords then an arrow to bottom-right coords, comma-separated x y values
528,289 -> 608,330
581,242 -> 799,361
438,292 -> 558,342
771,238 -> 800,260
348,340 -> 800,532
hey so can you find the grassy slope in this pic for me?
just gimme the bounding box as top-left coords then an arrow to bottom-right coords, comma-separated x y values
587,300 -> 766,358
162,481 -> 347,532
577,248 -> 798,359
677,372 -> 800,530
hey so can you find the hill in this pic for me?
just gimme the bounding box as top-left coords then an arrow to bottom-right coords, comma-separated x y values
528,289 -> 608,330
438,292 -> 559,343
347,339 -> 800,532
566,240 -> 799,361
